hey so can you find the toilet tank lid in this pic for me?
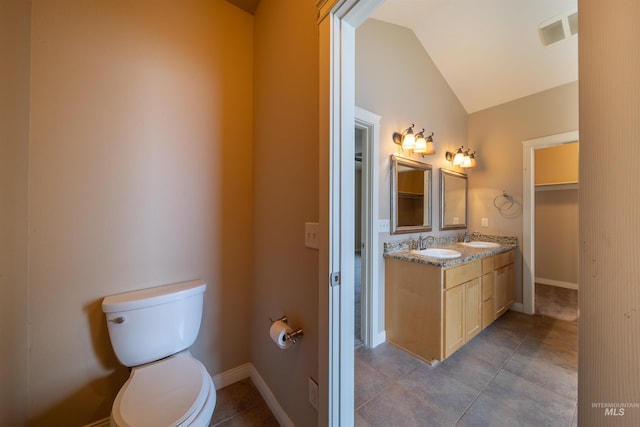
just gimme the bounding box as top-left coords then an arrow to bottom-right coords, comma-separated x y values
102,280 -> 206,313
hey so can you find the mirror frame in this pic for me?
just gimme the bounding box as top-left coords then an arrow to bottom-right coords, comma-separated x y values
390,155 -> 433,234
439,168 -> 468,230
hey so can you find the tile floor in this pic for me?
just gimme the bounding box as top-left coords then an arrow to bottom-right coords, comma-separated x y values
535,283 -> 579,322
355,311 -> 578,426
214,278 -> 578,426
210,378 -> 279,426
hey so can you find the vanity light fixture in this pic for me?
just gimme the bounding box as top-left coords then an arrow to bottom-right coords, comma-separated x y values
446,146 -> 477,169
392,124 -> 416,151
393,125 -> 436,156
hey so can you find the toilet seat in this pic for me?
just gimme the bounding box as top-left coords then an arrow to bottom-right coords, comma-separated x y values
111,352 -> 215,427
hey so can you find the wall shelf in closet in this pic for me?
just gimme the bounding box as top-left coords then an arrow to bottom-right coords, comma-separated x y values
535,182 -> 578,191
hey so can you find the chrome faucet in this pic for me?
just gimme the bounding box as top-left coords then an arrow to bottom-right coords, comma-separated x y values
463,232 -> 470,242
419,235 -> 434,249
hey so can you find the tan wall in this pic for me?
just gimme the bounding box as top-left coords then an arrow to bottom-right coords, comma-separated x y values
356,19 -> 468,231
535,143 -> 579,185
579,1 -> 640,424
468,81 -> 579,303
0,0 -> 31,424
534,143 -> 579,285
26,1 -> 253,425
356,19 -> 468,335
535,189 -> 579,284
251,1 -> 320,425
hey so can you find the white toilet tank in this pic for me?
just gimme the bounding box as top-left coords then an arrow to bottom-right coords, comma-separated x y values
102,280 -> 206,367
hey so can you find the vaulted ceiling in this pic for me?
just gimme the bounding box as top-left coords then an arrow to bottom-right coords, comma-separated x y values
371,0 -> 578,113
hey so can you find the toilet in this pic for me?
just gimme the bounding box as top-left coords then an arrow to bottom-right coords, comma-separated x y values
102,280 -> 216,427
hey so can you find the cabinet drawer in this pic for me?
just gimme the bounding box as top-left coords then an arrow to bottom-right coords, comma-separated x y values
481,256 -> 494,274
494,250 -> 515,269
444,260 -> 481,289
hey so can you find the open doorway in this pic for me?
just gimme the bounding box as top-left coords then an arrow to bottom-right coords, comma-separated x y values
354,106 -> 382,348
534,142 -> 579,321
522,131 -> 579,315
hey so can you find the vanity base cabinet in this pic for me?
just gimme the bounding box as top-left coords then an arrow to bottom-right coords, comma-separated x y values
385,248 -> 516,364
385,258 -> 443,364
385,258 -> 482,364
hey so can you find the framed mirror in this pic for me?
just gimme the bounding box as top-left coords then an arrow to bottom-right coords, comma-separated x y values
440,169 -> 468,230
390,155 -> 432,234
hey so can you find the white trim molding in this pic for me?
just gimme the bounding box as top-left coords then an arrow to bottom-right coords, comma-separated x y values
317,1 -> 387,426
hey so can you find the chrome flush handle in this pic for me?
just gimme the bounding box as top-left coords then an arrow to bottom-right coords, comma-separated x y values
109,316 -> 126,324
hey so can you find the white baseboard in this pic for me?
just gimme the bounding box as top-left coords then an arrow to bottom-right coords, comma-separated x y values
212,362 -> 253,389
247,364 -> 295,427
510,302 -> 524,313
371,330 -> 386,348
535,277 -> 578,290
213,363 -> 293,427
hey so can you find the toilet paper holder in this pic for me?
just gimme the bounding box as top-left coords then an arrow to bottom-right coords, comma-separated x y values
270,315 -> 304,344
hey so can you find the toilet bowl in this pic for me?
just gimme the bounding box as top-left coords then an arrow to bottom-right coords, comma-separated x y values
110,352 -> 216,427
102,280 -> 215,427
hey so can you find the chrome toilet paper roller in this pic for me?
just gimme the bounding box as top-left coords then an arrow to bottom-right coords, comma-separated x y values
269,316 -> 303,349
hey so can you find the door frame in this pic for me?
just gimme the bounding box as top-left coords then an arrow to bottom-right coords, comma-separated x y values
355,106 -> 381,348
522,130 -> 579,314
317,0 -> 385,425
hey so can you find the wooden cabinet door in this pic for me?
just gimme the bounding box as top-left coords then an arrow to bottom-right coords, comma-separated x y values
495,262 -> 515,318
444,284 -> 465,358
464,278 -> 481,341
505,263 -> 515,308
495,265 -> 507,317
481,271 -> 495,329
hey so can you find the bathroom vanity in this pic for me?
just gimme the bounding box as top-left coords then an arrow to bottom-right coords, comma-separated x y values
384,242 -> 515,364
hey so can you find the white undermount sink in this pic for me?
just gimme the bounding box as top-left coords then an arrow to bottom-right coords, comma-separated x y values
411,248 -> 461,259
462,241 -> 501,248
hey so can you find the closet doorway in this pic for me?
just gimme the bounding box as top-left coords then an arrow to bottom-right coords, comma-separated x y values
522,131 -> 579,316
354,106 -> 381,348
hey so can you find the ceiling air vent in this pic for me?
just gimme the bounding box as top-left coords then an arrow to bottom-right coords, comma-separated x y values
539,9 -> 578,47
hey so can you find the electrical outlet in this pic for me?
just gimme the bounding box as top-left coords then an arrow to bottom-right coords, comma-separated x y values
308,377 -> 319,410
305,222 -> 319,249
481,217 -> 489,227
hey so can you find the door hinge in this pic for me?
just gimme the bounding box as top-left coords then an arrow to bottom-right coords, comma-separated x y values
330,272 -> 340,287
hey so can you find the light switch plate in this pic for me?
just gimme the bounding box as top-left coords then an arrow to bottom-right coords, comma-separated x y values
379,219 -> 390,233
308,377 -> 319,410
481,217 -> 489,227
305,222 -> 319,249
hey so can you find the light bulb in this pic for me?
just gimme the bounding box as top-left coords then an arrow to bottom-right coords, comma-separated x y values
414,132 -> 427,153
424,141 -> 435,155
402,132 -> 415,150
453,148 -> 465,165
462,154 -> 472,168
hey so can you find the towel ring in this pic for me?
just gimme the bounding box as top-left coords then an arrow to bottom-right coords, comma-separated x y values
493,191 -> 515,211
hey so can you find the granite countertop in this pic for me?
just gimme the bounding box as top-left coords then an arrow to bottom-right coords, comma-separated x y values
384,241 -> 517,268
